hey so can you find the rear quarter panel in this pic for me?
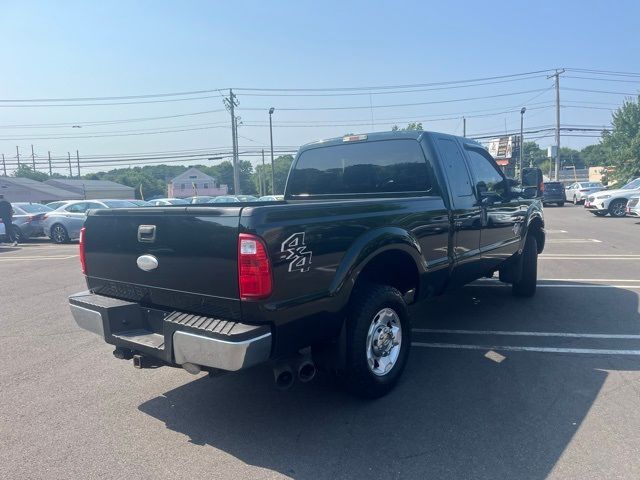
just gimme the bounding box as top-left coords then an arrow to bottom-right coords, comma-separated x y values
240,197 -> 449,355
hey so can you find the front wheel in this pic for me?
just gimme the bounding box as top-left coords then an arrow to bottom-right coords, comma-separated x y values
608,199 -> 627,218
591,211 -> 607,217
342,283 -> 411,398
557,201 -> 565,207
512,235 -> 538,297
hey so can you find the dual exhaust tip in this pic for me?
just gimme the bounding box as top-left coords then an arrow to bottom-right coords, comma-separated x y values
274,357 -> 316,390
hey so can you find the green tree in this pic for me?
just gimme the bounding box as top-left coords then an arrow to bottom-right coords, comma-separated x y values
253,155 -> 294,195
391,122 -> 423,131
202,160 -> 256,195
580,144 -> 607,167
521,141 -> 548,167
600,96 -> 640,182
12,164 -> 49,181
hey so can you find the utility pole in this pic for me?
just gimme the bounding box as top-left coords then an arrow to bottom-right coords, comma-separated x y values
224,89 -> 240,195
31,144 -> 36,171
463,117 -> 466,137
2,154 -> 6,176
68,152 -> 72,177
261,149 -> 266,196
16,146 -> 21,168
76,150 -> 81,177
547,69 -> 564,180
269,107 -> 275,195
48,151 -> 52,176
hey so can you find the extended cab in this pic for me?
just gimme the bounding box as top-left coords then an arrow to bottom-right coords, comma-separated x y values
69,131 -> 545,398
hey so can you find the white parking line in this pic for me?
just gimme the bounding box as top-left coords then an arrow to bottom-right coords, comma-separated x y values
469,284 -> 640,289
540,257 -> 640,261
0,255 -> 77,261
546,229 -> 568,234
412,342 -> 640,356
412,329 -> 640,339
546,238 -> 602,243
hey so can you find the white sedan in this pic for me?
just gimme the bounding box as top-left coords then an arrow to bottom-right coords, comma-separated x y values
565,181 -> 604,204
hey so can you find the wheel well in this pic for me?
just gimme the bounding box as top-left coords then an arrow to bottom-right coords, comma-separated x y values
355,250 -> 419,300
528,218 -> 545,254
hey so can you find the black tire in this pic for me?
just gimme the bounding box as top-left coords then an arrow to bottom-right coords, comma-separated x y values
12,225 -> 27,243
50,223 -> 70,244
342,283 -> 411,399
591,211 -> 607,217
512,235 -> 537,298
557,201 -> 564,207
608,199 -> 627,218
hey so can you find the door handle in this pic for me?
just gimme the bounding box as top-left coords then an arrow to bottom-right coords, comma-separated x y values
454,220 -> 463,228
138,225 -> 156,243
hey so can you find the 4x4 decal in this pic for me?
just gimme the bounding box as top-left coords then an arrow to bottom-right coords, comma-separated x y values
280,232 -> 312,272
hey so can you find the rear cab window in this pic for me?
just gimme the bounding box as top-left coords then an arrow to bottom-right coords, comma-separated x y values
287,139 -> 439,197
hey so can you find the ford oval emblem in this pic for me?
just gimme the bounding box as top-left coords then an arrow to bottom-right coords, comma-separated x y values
136,254 -> 158,272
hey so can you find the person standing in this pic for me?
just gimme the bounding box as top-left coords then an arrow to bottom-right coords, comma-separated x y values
0,194 -> 18,246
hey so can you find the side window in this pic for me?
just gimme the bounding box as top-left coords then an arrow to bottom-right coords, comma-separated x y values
66,203 -> 87,213
203,182 -> 209,189
436,138 -> 473,198
465,148 -> 506,196
85,202 -> 103,210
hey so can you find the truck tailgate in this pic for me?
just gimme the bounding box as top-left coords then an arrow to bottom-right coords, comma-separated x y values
83,206 -> 242,320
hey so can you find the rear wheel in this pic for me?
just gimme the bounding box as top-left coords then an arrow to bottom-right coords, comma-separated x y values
557,201 -> 564,207
590,211 -> 607,217
51,224 -> 70,244
12,225 -> 27,243
342,283 -> 411,398
608,199 -> 627,218
512,235 -> 537,298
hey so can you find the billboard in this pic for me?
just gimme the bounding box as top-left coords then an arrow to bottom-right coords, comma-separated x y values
487,135 -> 520,166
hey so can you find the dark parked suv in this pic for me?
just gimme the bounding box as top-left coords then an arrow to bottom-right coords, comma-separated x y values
542,182 -> 565,207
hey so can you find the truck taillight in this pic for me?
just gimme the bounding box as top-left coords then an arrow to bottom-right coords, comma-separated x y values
238,233 -> 272,300
79,227 -> 87,275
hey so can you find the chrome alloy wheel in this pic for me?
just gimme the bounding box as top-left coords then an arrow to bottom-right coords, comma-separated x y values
366,308 -> 402,376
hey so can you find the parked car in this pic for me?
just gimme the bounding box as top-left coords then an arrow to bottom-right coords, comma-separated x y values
185,196 -> 215,204
584,178 -> 640,217
0,203 -> 53,242
258,195 -> 285,202
207,195 -> 240,203
46,200 -> 73,210
627,194 -> 640,217
235,195 -> 258,202
43,199 -> 137,243
148,198 -> 189,206
69,130 -> 545,398
564,181 -> 605,204
542,182 -> 565,207
127,199 -> 152,207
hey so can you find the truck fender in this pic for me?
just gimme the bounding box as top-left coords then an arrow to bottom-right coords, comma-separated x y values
328,226 -> 427,303
520,208 -> 545,253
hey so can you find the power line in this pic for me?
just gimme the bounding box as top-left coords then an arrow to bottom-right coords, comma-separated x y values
0,109 -> 227,129
0,94 -> 224,108
238,88 -> 550,111
233,70 -> 556,92
236,75 -> 550,97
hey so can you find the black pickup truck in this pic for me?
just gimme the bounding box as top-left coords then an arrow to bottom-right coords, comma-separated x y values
69,131 -> 545,398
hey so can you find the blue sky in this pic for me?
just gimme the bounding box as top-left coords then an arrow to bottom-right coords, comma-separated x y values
1,0 -> 639,173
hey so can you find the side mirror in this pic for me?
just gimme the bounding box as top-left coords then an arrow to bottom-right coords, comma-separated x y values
521,167 -> 544,198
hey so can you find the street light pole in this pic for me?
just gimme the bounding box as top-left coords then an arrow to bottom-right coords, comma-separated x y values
269,107 -> 275,195
520,107 -> 526,180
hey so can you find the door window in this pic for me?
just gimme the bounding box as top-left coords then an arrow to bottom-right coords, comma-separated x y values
436,138 -> 474,198
66,203 -> 88,213
465,148 -> 507,197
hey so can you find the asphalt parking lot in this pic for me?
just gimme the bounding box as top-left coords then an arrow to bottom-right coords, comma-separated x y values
1,205 -> 639,480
